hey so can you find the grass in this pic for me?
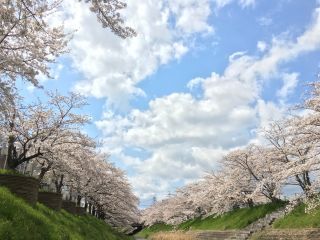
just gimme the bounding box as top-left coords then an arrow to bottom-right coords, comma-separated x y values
0,186 -> 133,240
136,201 -> 286,239
0,169 -> 27,177
273,203 -> 320,229
136,223 -> 174,238
177,201 -> 286,231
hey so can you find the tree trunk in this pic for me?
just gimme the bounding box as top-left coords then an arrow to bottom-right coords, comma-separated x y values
54,175 -> 64,193
92,206 -> 96,216
88,203 -> 91,214
84,198 -> 88,212
77,195 -> 82,207
7,135 -> 17,170
38,163 -> 53,182
247,198 -> 254,208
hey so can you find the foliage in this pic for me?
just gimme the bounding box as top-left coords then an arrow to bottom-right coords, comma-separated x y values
0,187 -> 133,240
0,0 -> 135,105
79,0 -> 136,38
0,0 -> 67,90
1,91 -> 91,170
0,0 -> 139,232
0,91 -> 139,229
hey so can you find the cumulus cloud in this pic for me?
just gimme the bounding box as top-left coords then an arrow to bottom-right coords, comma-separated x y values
95,7 -> 320,202
50,0 -> 266,110
169,0 -> 214,34
54,0 -> 212,109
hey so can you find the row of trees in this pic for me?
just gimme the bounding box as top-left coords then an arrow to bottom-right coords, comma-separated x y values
0,0 -> 139,231
0,92 -> 139,229
142,81 -> 320,226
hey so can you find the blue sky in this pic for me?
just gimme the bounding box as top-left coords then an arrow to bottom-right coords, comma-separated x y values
18,0 -> 320,207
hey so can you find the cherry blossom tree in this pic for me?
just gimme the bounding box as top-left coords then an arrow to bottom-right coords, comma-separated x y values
0,91 -> 90,170
141,79 -> 320,225
223,145 -> 282,203
36,130 -> 96,181
80,0 -> 136,38
43,148 -> 140,229
0,0 -> 135,106
0,1 -> 67,93
263,120 -> 320,196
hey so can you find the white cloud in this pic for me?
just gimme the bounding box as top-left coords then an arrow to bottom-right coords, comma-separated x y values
257,41 -> 267,52
96,7 -> 320,202
51,0 -> 267,110
258,16 -> 273,26
55,0 -> 212,109
169,0 -> 214,34
228,51 -> 247,62
277,73 -> 299,102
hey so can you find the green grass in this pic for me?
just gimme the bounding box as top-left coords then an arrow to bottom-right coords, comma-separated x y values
136,201 -> 286,238
135,223 -> 173,238
0,169 -> 26,177
177,201 -> 286,231
0,187 -> 133,240
273,203 -> 320,229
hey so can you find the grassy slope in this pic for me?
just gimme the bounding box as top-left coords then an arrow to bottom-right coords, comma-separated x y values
136,223 -> 173,238
273,203 -> 320,229
0,187 -> 133,240
178,201 -> 286,231
137,201 -> 286,238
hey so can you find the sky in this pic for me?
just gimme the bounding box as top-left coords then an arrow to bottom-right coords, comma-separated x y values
18,0 -> 320,208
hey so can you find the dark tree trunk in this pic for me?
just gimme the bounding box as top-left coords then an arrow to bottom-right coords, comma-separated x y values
270,197 -> 281,203
296,173 -> 312,197
7,135 -> 42,170
84,198 -> 88,212
92,206 -> 96,216
247,198 -> 254,208
39,163 -> 53,181
89,203 -> 92,214
54,175 -> 64,194
7,135 -> 17,170
77,195 -> 82,207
